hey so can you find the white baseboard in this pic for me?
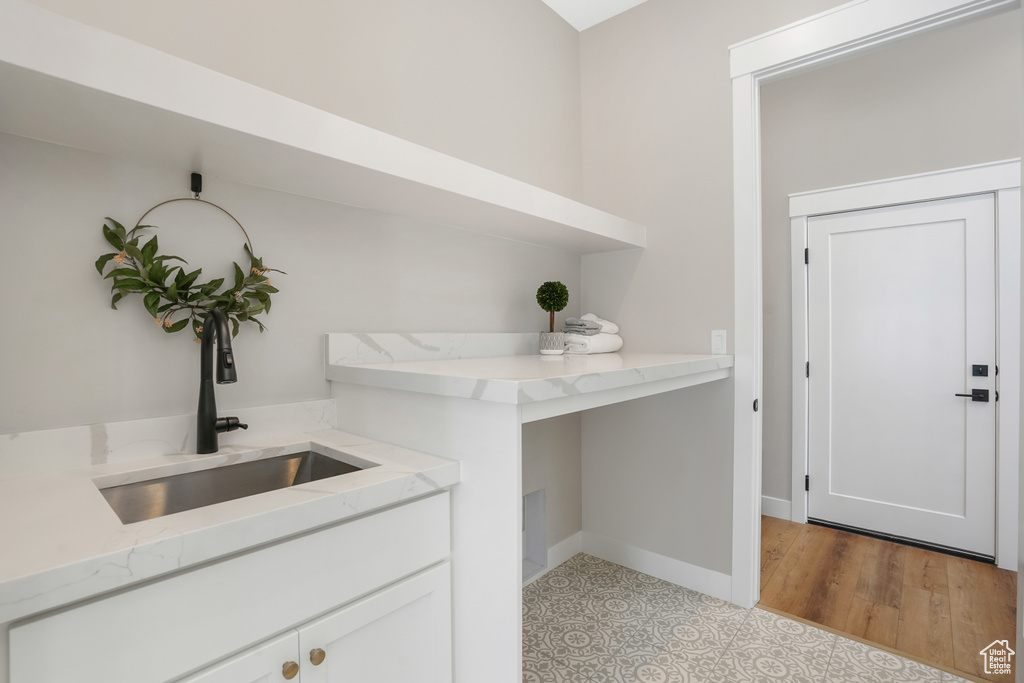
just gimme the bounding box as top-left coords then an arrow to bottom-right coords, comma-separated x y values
761,495 -> 792,521
548,531 -> 583,568
522,532 -> 583,587
581,532 -> 733,603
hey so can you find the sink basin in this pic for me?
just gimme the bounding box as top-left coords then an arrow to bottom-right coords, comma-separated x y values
99,451 -> 367,524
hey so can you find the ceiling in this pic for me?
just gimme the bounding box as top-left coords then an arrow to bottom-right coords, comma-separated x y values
539,0 -> 651,31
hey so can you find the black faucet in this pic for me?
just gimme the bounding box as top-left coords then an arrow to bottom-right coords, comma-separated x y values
196,309 -> 247,454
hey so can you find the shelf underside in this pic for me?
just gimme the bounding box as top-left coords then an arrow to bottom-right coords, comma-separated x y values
0,1 -> 646,254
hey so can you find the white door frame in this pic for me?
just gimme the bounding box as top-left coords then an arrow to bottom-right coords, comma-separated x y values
728,0 -> 1021,608
789,160 -> 1020,568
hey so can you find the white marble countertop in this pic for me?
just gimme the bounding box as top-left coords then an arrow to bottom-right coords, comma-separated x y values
326,351 -> 735,404
0,428 -> 459,625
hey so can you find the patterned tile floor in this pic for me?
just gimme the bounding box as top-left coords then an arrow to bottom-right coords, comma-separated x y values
523,554 -> 971,683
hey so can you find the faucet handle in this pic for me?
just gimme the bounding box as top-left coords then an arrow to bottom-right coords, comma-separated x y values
215,416 -> 248,433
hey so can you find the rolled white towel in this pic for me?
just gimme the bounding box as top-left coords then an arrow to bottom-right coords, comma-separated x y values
564,332 -> 623,355
580,313 -> 619,335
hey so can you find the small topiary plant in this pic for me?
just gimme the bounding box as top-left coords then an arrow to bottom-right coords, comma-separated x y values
536,281 -> 569,333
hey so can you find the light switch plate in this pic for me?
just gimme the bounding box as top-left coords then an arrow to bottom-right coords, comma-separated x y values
711,330 -> 727,355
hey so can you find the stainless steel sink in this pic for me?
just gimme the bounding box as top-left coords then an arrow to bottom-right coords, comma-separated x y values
99,451 -> 366,524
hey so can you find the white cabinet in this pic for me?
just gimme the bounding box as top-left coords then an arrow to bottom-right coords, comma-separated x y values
298,562 -> 451,683
10,492 -> 451,683
181,563 -> 451,683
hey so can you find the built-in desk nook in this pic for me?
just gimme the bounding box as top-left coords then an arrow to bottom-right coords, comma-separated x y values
325,333 -> 735,683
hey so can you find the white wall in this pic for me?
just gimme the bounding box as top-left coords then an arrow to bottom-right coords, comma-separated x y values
23,0 -> 583,199
1,0 -> 585,436
577,0 -> 847,574
760,10 -> 1022,503
582,384 -> 735,574
523,413 -> 582,549
0,133 -> 581,434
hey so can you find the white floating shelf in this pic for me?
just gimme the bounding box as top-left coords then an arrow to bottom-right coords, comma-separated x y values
0,0 -> 646,254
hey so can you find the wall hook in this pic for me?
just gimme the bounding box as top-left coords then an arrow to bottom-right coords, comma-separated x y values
191,172 -> 202,199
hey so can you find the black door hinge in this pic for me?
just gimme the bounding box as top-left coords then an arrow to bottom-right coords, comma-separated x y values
806,361 -> 809,378
805,475 -> 809,492
753,398 -> 759,412
804,248 -> 809,265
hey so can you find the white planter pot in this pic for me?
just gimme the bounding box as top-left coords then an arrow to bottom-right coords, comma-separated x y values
539,332 -> 565,355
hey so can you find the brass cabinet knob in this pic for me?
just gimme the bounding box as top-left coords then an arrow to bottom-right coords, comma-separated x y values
282,661 -> 299,680
310,648 -> 326,666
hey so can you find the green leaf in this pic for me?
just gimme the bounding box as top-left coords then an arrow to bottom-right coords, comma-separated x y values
103,267 -> 139,280
157,302 -> 174,313
141,235 -> 159,263
177,268 -> 202,290
154,254 -> 187,264
110,291 -> 124,310
164,318 -> 189,333
124,242 -> 144,262
253,284 -> 279,294
233,262 -> 244,291
105,218 -> 128,239
175,266 -> 196,286
143,292 -> 160,317
95,253 -> 116,274
149,262 -> 168,286
167,282 -> 178,300
230,317 -> 240,337
249,316 -> 266,332
112,278 -> 146,291
102,225 -> 124,251
201,278 -> 225,295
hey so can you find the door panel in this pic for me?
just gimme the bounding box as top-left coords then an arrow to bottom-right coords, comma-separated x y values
807,194 -> 995,557
177,632 -> 296,683
299,562 -> 452,683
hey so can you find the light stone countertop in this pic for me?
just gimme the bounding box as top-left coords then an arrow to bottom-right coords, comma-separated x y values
0,428 -> 459,625
326,351 -> 736,404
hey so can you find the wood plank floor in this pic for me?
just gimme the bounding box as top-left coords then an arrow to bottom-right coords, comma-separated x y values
759,516 -> 1017,683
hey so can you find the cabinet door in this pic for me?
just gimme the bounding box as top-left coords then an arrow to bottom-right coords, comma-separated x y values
176,632 -> 298,683
298,562 -> 452,683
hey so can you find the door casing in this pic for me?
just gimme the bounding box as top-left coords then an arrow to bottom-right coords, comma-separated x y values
789,159 -> 1020,568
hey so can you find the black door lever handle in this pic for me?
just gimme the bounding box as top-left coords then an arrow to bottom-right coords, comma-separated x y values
955,389 -> 989,402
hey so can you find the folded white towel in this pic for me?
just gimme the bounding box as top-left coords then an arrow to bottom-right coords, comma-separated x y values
581,313 -> 620,335
564,332 -> 623,355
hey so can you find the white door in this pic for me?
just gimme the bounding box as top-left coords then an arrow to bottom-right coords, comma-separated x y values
298,562 -> 452,683
177,632 -> 298,683
806,193 -> 996,558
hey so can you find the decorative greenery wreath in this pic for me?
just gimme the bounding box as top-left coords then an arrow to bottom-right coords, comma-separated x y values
95,217 -> 283,341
